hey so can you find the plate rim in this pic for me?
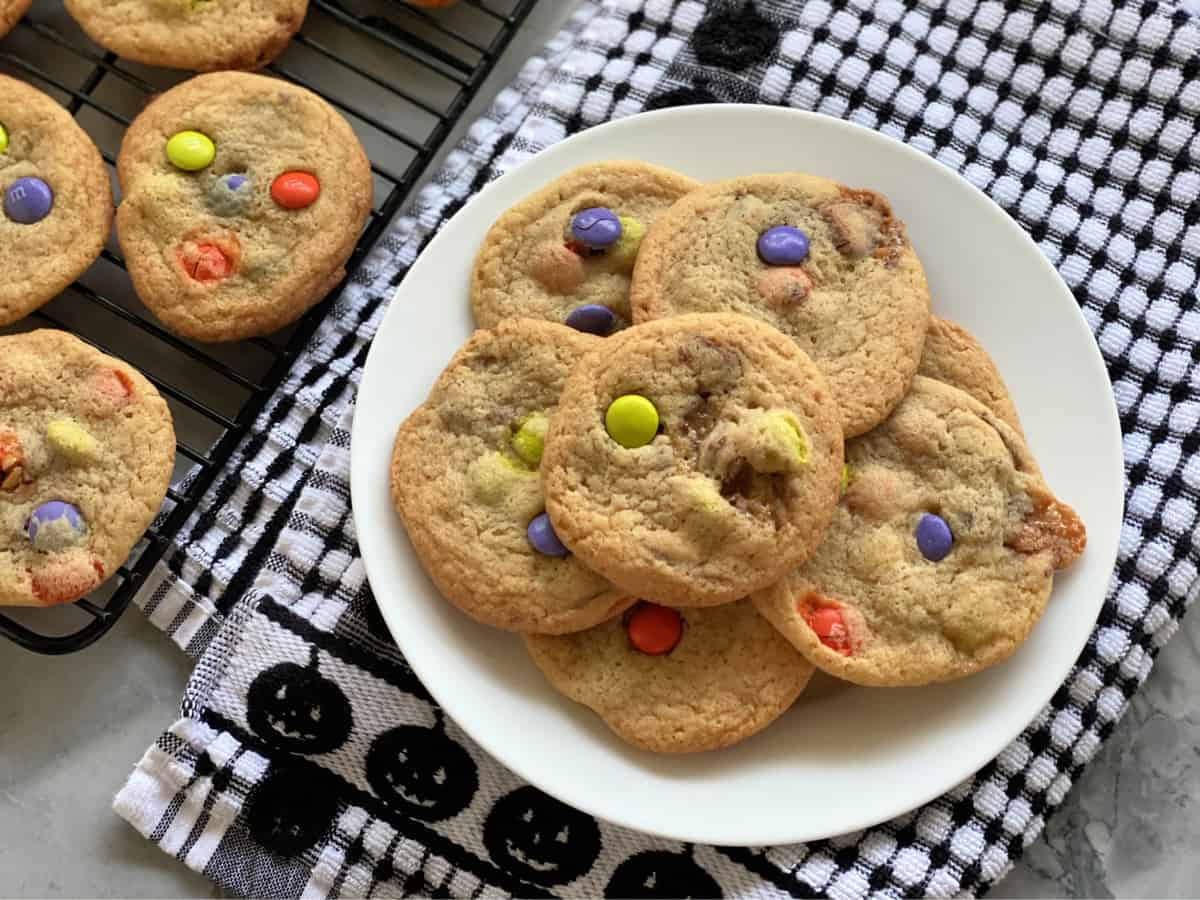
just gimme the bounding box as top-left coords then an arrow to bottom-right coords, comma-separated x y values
351,103 -> 1124,846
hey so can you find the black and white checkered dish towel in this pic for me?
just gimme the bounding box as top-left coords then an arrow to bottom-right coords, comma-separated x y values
114,1 -> 1200,896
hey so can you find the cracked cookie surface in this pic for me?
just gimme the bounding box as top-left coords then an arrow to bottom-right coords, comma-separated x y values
541,313 -> 844,607
116,72 -> 371,342
391,318 -> 630,634
0,75 -> 113,326
470,161 -> 699,333
524,599 -> 813,753
752,377 -> 1085,686
64,0 -> 307,71
631,173 -> 930,437
0,330 -> 175,606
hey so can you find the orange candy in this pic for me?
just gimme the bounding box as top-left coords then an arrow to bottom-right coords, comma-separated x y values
799,595 -> 853,656
177,236 -> 239,283
271,171 -> 320,209
626,602 -> 683,655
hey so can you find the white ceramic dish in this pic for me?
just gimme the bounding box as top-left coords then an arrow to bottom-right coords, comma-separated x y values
351,105 -> 1123,846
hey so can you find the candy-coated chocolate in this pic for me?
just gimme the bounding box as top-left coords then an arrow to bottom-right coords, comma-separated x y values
510,412 -> 549,467
605,394 -> 658,448
569,207 -> 622,249
0,123 -> 8,155
4,177 -> 53,224
527,512 -> 569,557
915,513 -> 953,561
165,130 -> 215,171
26,500 -> 87,552
800,598 -> 852,655
0,428 -> 25,492
609,215 -> 646,268
271,171 -> 320,209
755,267 -> 812,306
756,225 -> 810,266
179,242 -> 234,282
626,602 -> 682,655
564,304 -> 615,336
207,173 -> 252,217
840,464 -> 850,494
46,419 -> 100,465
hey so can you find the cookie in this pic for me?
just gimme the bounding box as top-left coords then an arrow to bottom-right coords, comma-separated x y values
470,161 -> 699,335
524,599 -> 813,753
918,315 -> 1023,436
115,72 -> 372,342
0,330 -> 176,607
64,0 -> 307,72
752,377 -> 1086,687
391,319 -> 631,634
541,313 -> 844,607
0,75 -> 113,327
630,173 -> 931,437
0,0 -> 30,38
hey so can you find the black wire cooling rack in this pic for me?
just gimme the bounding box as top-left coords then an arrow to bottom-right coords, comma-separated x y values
0,0 -> 538,654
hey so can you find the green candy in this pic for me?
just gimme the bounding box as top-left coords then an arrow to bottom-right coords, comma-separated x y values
609,215 -> 647,269
840,464 -> 850,494
743,410 -> 808,473
510,412 -> 549,467
605,394 -> 658,448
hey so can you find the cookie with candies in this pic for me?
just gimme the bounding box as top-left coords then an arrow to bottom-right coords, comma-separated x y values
64,0 -> 307,72
391,318 -> 631,634
918,315 -> 1025,438
0,0 -> 30,38
0,330 -> 175,607
115,72 -> 372,342
470,161 -> 699,336
631,173 -> 931,437
541,313 -> 844,607
752,377 -> 1085,687
524,600 -> 813,753
0,75 -> 113,327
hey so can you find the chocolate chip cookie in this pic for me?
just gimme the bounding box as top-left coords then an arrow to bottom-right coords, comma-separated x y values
391,318 -> 631,634
752,377 -> 1086,686
631,173 -> 931,437
470,161 -> 699,336
525,599 -> 813,753
115,72 -> 372,342
0,330 -> 176,606
541,313 -> 844,607
0,75 -> 113,327
64,0 -> 307,71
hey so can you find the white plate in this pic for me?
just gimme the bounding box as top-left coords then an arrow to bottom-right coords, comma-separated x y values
351,105 -> 1123,846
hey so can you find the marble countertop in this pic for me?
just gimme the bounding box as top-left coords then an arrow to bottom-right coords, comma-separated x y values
2,1 -> 1199,895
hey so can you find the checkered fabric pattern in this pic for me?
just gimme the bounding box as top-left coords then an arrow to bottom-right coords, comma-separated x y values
116,0 -> 1200,897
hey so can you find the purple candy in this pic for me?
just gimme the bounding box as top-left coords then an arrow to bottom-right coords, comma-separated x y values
225,174 -> 247,190
564,304 -> 615,336
570,207 -> 622,249
4,177 -> 53,225
208,173 -> 252,217
26,500 -> 86,550
915,513 -> 953,562
756,225 -> 810,266
527,512 -> 569,558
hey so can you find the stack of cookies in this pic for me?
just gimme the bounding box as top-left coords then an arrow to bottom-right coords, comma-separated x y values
391,161 -> 1087,754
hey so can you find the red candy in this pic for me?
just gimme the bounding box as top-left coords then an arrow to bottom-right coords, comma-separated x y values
179,243 -> 233,282
30,558 -> 104,606
271,171 -> 320,209
799,595 -> 852,656
626,602 -> 683,655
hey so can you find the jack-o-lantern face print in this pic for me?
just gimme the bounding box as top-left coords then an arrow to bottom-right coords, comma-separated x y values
365,724 -> 478,822
247,765 -> 340,858
483,786 -> 601,886
246,655 -> 353,754
605,850 -> 723,898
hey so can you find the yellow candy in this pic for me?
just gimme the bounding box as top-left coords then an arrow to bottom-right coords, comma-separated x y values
743,410 -> 808,473
166,130 -> 215,172
605,394 -> 659,448
610,215 -> 647,269
840,464 -> 850,494
47,419 -> 100,465
467,452 -> 534,505
0,123 -> 8,155
510,412 -> 549,467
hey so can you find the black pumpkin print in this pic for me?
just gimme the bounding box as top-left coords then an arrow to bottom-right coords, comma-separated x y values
605,850 -> 723,898
366,723 -> 478,822
247,765 -> 340,857
246,648 -> 353,754
483,786 -> 601,886
692,2 -> 779,70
